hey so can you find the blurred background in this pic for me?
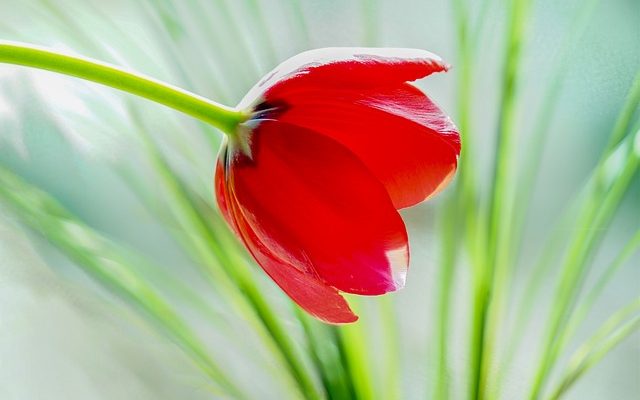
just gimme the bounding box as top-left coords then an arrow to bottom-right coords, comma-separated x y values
0,0 -> 638,399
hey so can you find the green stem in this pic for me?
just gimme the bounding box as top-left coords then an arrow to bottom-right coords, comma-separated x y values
0,41 -> 247,134
0,167 -> 245,398
555,230 -> 640,358
379,297 -> 401,400
527,128 -> 640,400
471,0 -> 531,397
130,113 -> 322,399
433,187 -> 462,400
451,1 -> 489,398
547,299 -> 640,400
336,299 -> 375,400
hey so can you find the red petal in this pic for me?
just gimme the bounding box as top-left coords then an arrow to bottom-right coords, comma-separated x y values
238,48 -> 448,109
214,141 -> 237,231
217,139 -> 356,323
273,84 -> 460,209
227,184 -> 358,324
228,121 -> 409,296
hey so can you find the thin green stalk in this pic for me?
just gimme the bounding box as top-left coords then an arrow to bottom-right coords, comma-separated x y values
335,299 -> 375,400
451,2 -> 489,399
230,266 -> 324,400
489,2 -> 602,395
0,41 -> 247,133
296,310 -> 334,399
547,299 -> 640,400
469,0 -> 495,49
452,0 -> 482,253
296,309 -> 354,400
528,127 -> 640,400
523,90 -> 640,397
495,166 -> 622,396
331,327 -> 359,400
492,214 -> 576,398
555,230 -> 640,357
499,73 -> 640,394
27,1 -> 228,157
131,114 -> 322,399
469,272 -> 490,400
0,39 -> 317,395
0,167 -> 245,398
511,0 -> 601,237
379,297 -> 401,400
432,192 -> 460,400
605,73 -> 640,153
451,0 -> 487,316
472,0 -> 532,398
362,0 -> 378,46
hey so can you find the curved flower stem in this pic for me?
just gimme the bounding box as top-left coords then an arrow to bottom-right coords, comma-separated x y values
0,41 -> 247,134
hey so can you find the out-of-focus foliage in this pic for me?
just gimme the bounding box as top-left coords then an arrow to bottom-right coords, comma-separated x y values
0,0 -> 638,399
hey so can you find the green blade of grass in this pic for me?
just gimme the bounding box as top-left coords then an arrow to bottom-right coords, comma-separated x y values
331,326 -> 360,400
523,80 -> 640,394
527,125 -> 640,400
468,0 -> 495,51
546,299 -> 640,400
379,296 -> 401,400
296,309 -> 355,400
335,299 -> 375,400
488,1 -> 602,394
0,166 -> 245,398
432,191 -> 461,400
511,0 -> 602,234
495,226 -> 638,400
498,73 -> 639,396
130,110 -> 323,399
19,15 -> 317,396
450,1 -> 490,398
296,310 -> 334,399
553,230 -> 640,360
471,0 -> 533,397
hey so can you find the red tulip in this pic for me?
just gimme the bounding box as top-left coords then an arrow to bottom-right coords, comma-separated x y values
215,48 -> 460,324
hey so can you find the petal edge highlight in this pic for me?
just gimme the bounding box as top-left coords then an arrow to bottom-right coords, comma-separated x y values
238,47 -> 449,109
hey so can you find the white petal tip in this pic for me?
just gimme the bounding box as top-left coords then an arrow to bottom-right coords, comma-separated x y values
386,245 -> 409,289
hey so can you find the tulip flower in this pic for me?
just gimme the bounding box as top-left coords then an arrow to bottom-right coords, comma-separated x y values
215,48 -> 460,324
0,42 -> 457,323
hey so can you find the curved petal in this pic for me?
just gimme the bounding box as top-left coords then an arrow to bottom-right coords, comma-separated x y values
273,84 -> 460,209
238,47 -> 448,109
227,184 -> 358,324
214,141 -> 235,230
216,139 -> 356,323
227,120 -> 409,296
